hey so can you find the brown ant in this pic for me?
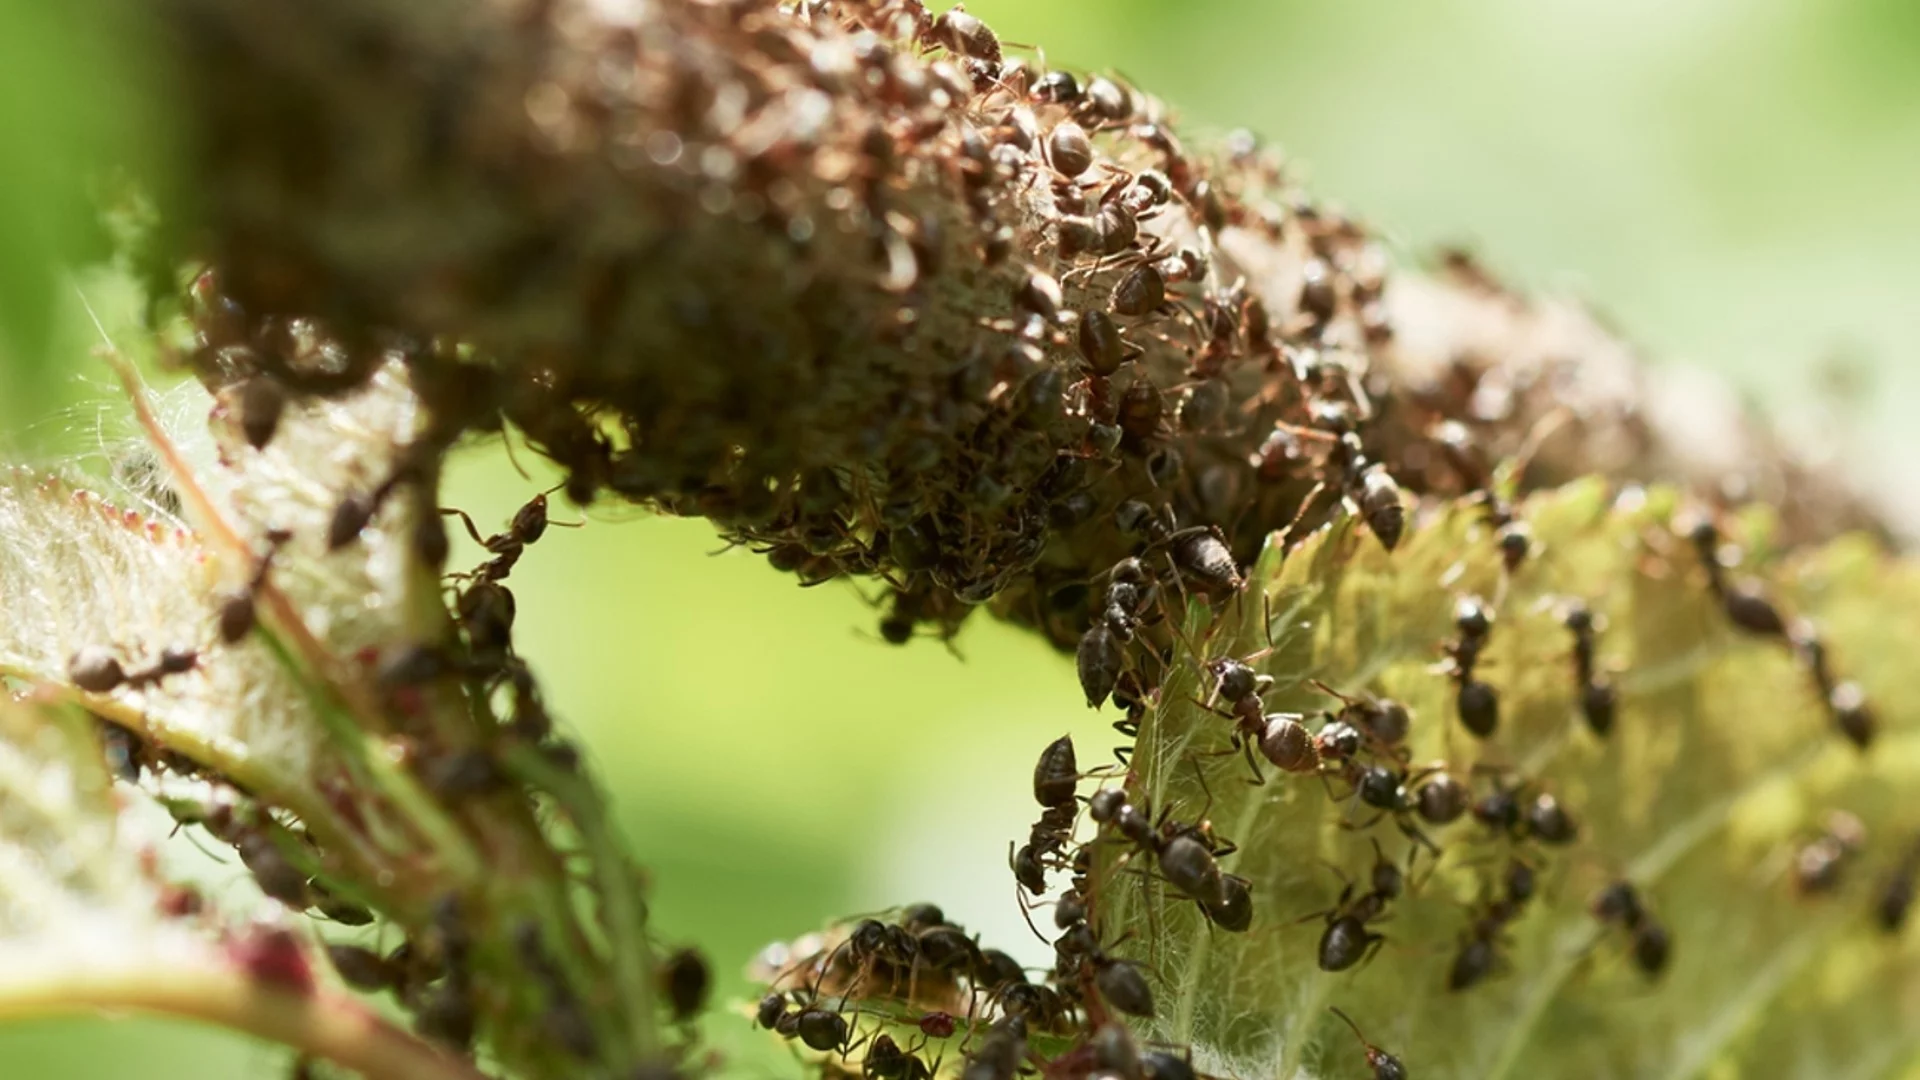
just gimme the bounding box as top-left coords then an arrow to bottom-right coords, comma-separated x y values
1328,1006 -> 1407,1080
68,644 -> 200,695
443,485 -> 578,585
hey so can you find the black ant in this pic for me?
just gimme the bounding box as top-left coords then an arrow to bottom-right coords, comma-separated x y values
1688,519 -> 1788,639
1792,622 -> 1876,749
1875,835 -> 1919,934
1276,432 -> 1404,554
1447,899 -> 1515,991
1313,680 -> 1412,750
1791,811 -> 1865,895
1114,499 -> 1243,596
1298,875 -> 1388,973
1564,601 -> 1617,737
215,528 -> 292,643
1088,786 -> 1248,932
1444,595 -> 1499,737
1012,736 -> 1080,898
1328,1006 -> 1407,1080
1590,880 -> 1671,979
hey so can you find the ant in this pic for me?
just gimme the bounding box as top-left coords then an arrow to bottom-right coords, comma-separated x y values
1298,874 -> 1388,973
1688,519 -> 1788,639
1875,834 -> 1919,934
1791,622 -> 1876,750
215,528 -> 292,643
1443,596 -> 1499,738
1115,499 -> 1243,597
1447,899 -> 1515,991
1791,810 -> 1866,895
1328,1007 -> 1407,1080
1275,432 -> 1405,555
1313,680 -> 1412,750
68,644 -> 199,696
1590,880 -> 1671,979
1564,601 -> 1617,737
1088,785 -> 1248,933
443,485 -> 577,585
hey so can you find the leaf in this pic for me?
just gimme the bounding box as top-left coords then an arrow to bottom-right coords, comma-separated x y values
1103,481 -> 1920,1080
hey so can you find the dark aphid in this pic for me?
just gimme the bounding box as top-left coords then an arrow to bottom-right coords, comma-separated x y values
1077,623 -> 1125,708
659,947 -> 710,1022
326,944 -> 399,993
1631,921 -> 1671,978
1875,842 -> 1918,933
1592,881 -> 1644,928
1357,467 -> 1405,552
1524,793 -> 1578,846
422,749 -> 504,799
795,1007 -> 851,1052
1456,680 -> 1500,737
1141,1051 -> 1196,1080
328,492 -> 376,550
919,1010 -> 960,1039
1330,1006 -> 1408,1080
1033,734 -> 1078,807
98,721 -> 144,782
1259,714 -> 1320,774
544,1000 -> 600,1060
1047,121 -> 1094,179
1722,584 -> 1787,638
1448,933 -> 1499,992
68,647 -> 126,694
1581,679 -> 1618,737
1093,956 -> 1155,1017
1415,771 -> 1470,825
1077,309 -> 1132,376
1033,69 -> 1081,105
1829,681 -> 1876,750
238,376 -> 287,450
1504,858 -> 1537,906
961,1015 -> 1027,1080
235,829 -> 311,909
1204,873 -> 1254,933
1111,264 -> 1166,316
755,992 -> 786,1030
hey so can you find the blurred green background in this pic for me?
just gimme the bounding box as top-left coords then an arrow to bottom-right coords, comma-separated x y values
0,1 -> 1915,1076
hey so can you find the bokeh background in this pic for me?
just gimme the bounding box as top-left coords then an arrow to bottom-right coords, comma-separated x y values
0,1 -> 1915,1075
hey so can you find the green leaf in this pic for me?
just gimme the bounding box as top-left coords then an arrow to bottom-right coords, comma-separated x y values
1103,481 -> 1920,1079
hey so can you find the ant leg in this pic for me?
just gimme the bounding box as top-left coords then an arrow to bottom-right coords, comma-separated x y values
440,507 -> 488,547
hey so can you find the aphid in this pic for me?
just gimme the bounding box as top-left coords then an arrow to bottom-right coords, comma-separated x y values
237,376 -> 287,450
326,944 -> 400,994
1329,1006 -> 1407,1080
328,492 -> 377,550
659,947 -> 711,1021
